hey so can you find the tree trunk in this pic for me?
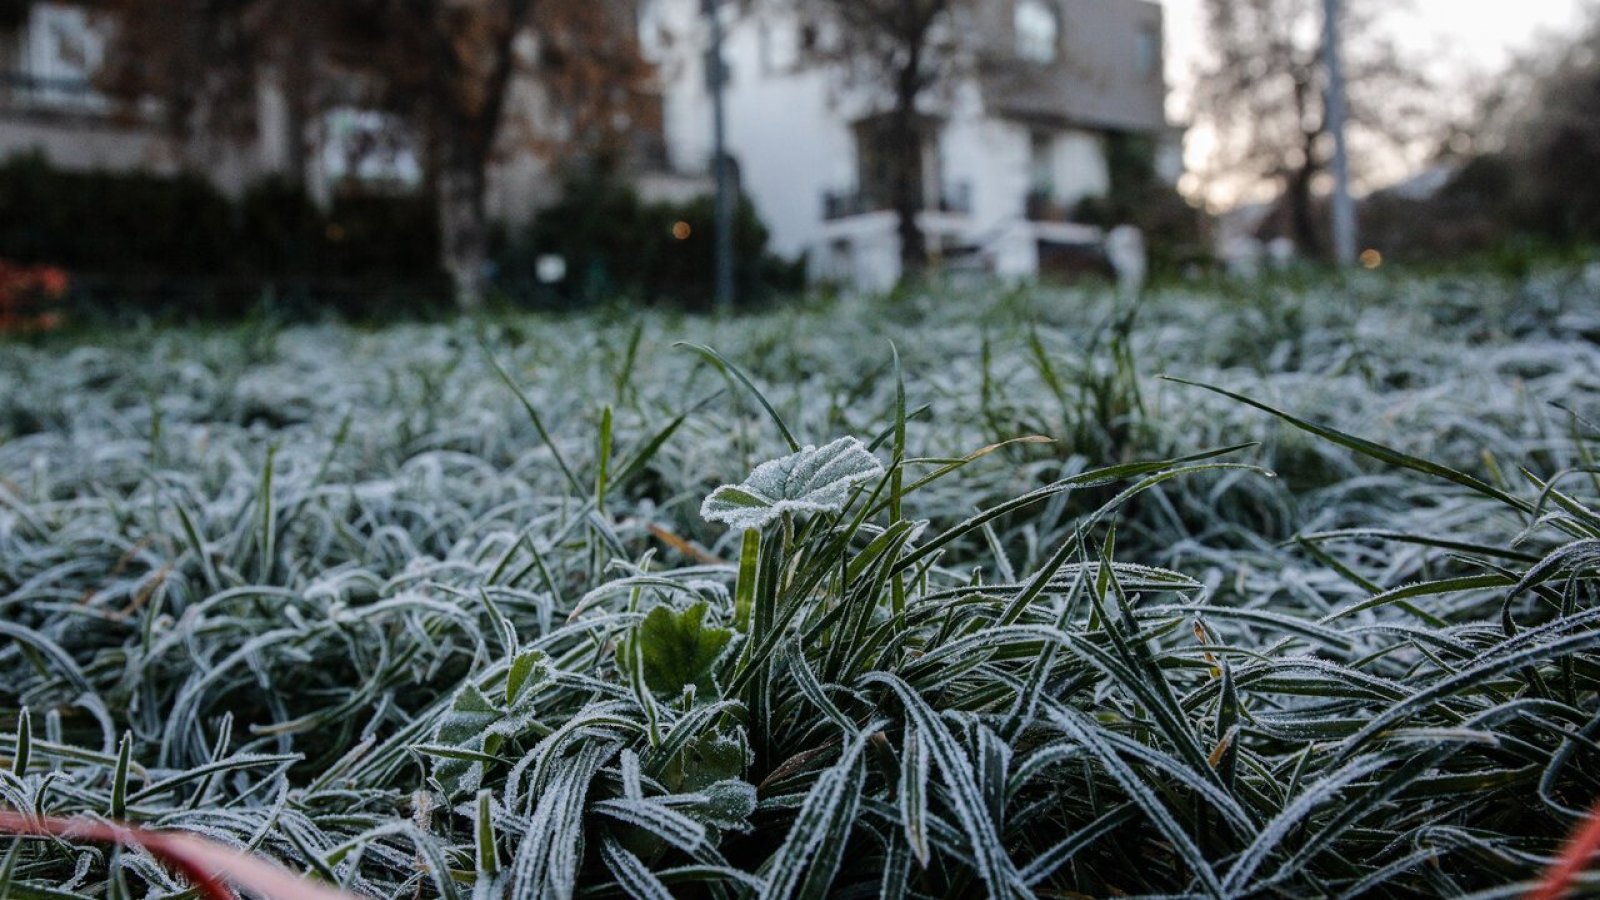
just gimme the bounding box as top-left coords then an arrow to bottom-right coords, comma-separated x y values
438,157 -> 490,310
282,77 -> 311,189
890,106 -> 926,277
424,0 -> 528,311
891,35 -> 927,279
1288,71 -> 1325,259
1287,159 -> 1322,259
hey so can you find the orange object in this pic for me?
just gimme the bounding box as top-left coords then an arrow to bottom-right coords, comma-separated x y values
1532,798 -> 1600,900
0,260 -> 69,334
0,810 -> 359,900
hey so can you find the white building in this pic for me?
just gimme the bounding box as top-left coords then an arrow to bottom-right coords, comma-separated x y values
1,2 -> 488,208
4,0 -> 1181,289
638,0 -> 1182,290
0,2 -> 363,199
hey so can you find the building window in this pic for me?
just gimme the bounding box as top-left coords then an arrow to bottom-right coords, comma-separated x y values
1136,25 -> 1160,78
1029,131 -> 1054,195
15,3 -> 109,111
1015,0 -> 1059,64
320,108 -> 423,192
843,114 -> 942,216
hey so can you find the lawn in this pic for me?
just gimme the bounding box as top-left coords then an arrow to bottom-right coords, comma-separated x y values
2,268 -> 1598,898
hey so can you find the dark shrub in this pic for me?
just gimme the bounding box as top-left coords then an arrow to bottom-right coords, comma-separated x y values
500,172 -> 803,310
0,152 -> 233,275
0,154 -> 447,321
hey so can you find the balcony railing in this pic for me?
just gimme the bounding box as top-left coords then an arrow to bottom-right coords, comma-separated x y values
822,181 -> 974,221
822,189 -> 877,220
1,70 -> 109,114
825,179 -> 972,219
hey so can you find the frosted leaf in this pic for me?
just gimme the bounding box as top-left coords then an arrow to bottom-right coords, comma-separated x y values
701,437 -> 884,531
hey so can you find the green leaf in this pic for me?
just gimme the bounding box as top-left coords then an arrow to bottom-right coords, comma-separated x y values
432,684 -> 504,797
628,602 -> 735,699
476,789 -> 501,876
507,648 -> 550,707
109,732 -> 132,820
733,528 -> 762,631
683,779 -> 759,832
669,728 -> 750,793
600,836 -> 673,900
438,684 -> 501,746
701,438 -> 884,531
11,709 -> 29,777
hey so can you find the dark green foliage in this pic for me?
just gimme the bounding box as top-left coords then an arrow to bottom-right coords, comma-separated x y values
323,192 -> 443,281
498,172 -> 805,309
0,152 -> 235,275
1362,9 -> 1600,261
233,178 -> 443,281
626,602 -> 734,697
0,153 -> 446,320
235,176 -> 328,276
1358,156 -> 1517,264
1517,69 -> 1600,246
1074,134 -> 1206,277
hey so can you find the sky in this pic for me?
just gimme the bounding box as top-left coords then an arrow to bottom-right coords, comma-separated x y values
1160,0 -> 1593,206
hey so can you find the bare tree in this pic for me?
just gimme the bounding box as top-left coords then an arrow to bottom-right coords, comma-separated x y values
793,0 -> 976,275
95,0 -> 323,185
1507,5 -> 1600,243
97,0 -> 654,307
1190,0 -> 1431,257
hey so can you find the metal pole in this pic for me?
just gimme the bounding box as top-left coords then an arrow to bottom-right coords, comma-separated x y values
1323,0 -> 1357,266
707,0 -> 736,310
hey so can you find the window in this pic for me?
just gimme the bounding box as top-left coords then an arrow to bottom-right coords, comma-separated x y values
852,114 -> 940,214
758,19 -> 804,74
855,117 -> 921,211
1014,0 -> 1059,64
1029,131 -> 1054,195
1136,25 -> 1160,78
21,3 -> 108,110
321,109 -> 423,191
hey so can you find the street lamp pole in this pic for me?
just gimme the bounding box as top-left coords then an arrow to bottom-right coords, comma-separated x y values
706,0 -> 736,310
1324,0 -> 1357,266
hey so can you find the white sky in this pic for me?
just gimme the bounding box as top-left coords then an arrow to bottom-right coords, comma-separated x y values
1160,0 -> 1593,204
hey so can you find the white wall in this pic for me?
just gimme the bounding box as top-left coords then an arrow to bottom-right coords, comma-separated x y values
724,29 -> 855,261
647,0 -> 864,262
643,0 -> 1143,289
1050,129 -> 1110,208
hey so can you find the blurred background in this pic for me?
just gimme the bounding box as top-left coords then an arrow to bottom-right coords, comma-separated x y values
0,0 -> 1596,323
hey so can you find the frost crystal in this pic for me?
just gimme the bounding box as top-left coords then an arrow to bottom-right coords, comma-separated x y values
700,437 -> 885,531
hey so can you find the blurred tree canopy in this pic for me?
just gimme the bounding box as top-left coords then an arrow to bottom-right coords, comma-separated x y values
498,170 -> 805,309
95,0 -> 656,309
1511,6 -> 1600,244
1190,0 -> 1432,258
1360,5 -> 1600,261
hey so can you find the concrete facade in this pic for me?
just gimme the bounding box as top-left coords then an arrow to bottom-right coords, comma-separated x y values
639,0 -> 1178,289
0,2 -> 302,195
0,1 -> 546,216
